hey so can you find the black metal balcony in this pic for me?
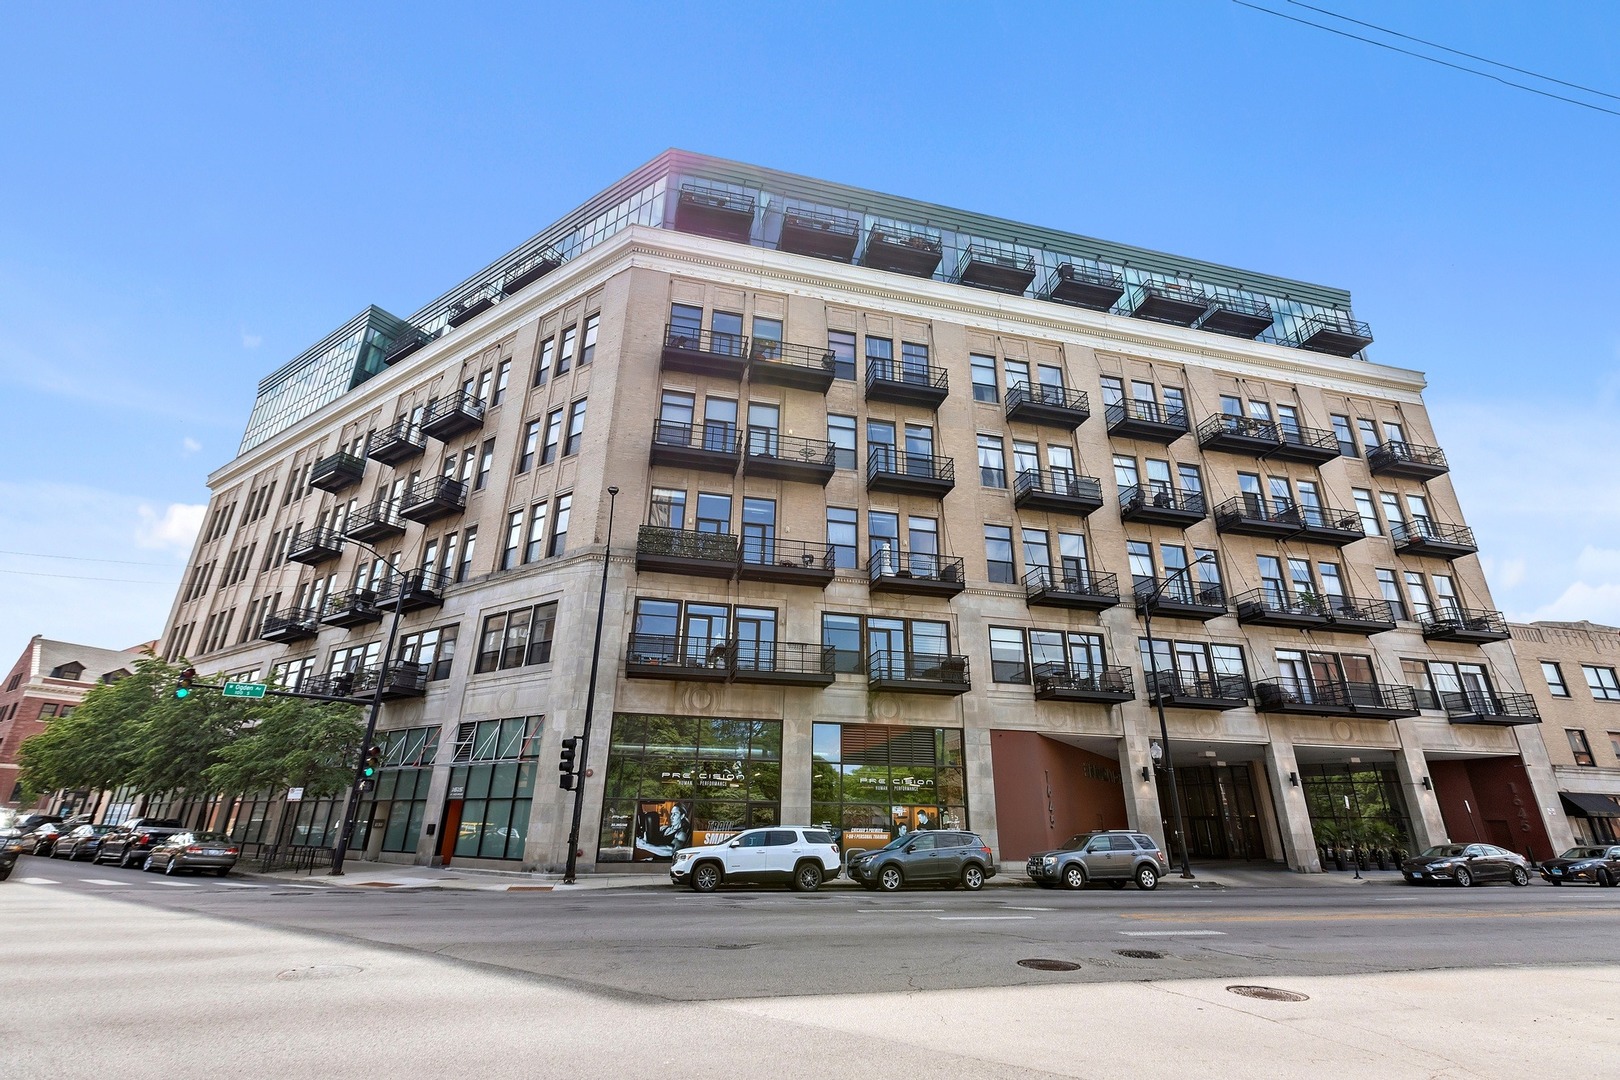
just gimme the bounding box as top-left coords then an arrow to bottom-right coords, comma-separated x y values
1270,424 -> 1341,466
731,641 -> 838,688
625,634 -> 734,682
382,326 -> 430,366
343,501 -> 406,544
1105,399 -> 1189,443
501,246 -> 564,295
650,420 -> 742,474
309,452 -> 365,494
635,526 -> 739,579
1368,440 -> 1449,480
1421,607 -> 1511,644
1024,566 -> 1121,611
1013,469 -> 1104,517
1291,312 -> 1373,356
1040,262 -> 1126,311
320,589 -> 382,629
1119,485 -> 1206,528
1196,294 -> 1274,339
866,449 -> 955,498
399,476 -> 467,524
674,184 -> 756,243
353,662 -> 429,701
860,223 -> 943,277
1130,280 -> 1210,326
376,568 -> 448,612
287,527 -> 345,566
741,430 -> 836,484
446,290 -> 496,329
1233,588 -> 1330,630
260,606 -> 320,644
1319,595 -> 1398,636
1197,414 -> 1281,457
868,550 -> 965,598
1442,691 -> 1541,726
1134,578 -> 1228,621
1146,670 -> 1250,710
747,338 -> 837,392
367,419 -> 427,466
298,670 -> 363,700
738,537 -> 836,588
1255,680 -> 1420,720
954,244 -> 1036,295
868,650 -> 970,695
864,357 -> 949,409
1213,494 -> 1302,539
1005,383 -> 1091,430
661,324 -> 748,380
776,207 -> 861,262
1392,519 -> 1478,561
420,391 -> 486,441
1033,663 -> 1134,704
1296,504 -> 1366,547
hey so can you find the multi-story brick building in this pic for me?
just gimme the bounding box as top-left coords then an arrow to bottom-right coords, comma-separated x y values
158,150 -> 1572,872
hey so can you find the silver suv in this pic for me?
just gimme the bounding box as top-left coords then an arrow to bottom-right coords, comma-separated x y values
670,826 -> 842,892
1026,831 -> 1167,890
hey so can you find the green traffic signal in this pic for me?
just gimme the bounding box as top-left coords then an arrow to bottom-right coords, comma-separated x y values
174,667 -> 196,700
174,687 -> 190,699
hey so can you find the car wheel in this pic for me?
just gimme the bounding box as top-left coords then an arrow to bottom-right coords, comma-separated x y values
1136,865 -> 1160,891
878,866 -> 904,892
121,850 -> 141,870
690,861 -> 722,893
0,863 -> 11,881
961,864 -> 985,891
1596,869 -> 1612,888
793,862 -> 824,892
142,856 -> 157,872
1510,866 -> 1529,887
1062,864 -> 1086,891
164,857 -> 181,876
1454,867 -> 1473,888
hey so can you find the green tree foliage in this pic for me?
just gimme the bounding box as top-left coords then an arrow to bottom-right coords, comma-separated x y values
205,697 -> 363,798
18,655 -> 171,795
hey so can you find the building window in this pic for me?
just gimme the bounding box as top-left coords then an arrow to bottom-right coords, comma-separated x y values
828,330 -> 856,381
1376,568 -> 1406,620
828,414 -> 856,469
350,725 -> 441,854
475,603 -> 559,672
493,360 -> 510,406
1542,662 -> 1569,697
398,627 -> 458,681
977,434 -> 1006,488
970,354 -> 998,403
1331,414 -> 1357,456
548,493 -> 571,556
1584,665 -> 1620,701
579,314 -> 599,365
501,511 -> 523,570
555,326 -> 577,377
39,703 -> 59,719
534,338 -> 554,387
826,507 -> 857,569
865,335 -> 892,379
523,501 -> 549,563
1353,489 -> 1381,536
456,526 -> 476,583
984,525 -> 1014,584
1567,729 -> 1597,766
811,722 -> 967,848
564,399 -> 587,456
447,716 -> 543,861
541,407 -> 564,465
1610,732 -> 1620,760
517,420 -> 540,473
474,439 -> 495,491
822,613 -> 863,674
271,656 -> 316,691
989,627 -> 1028,683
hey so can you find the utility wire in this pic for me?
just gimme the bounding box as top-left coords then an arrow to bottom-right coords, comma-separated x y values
1286,0 -> 1620,103
0,548 -> 182,567
1231,0 -> 1620,119
0,568 -> 179,585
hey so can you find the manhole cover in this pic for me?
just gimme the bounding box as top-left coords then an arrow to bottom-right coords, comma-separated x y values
277,965 -> 363,981
1018,958 -> 1081,972
1226,985 -> 1309,1002
1116,949 -> 1165,960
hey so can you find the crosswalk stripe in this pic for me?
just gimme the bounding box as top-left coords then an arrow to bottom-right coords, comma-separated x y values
83,878 -> 128,886
215,882 -> 268,888
150,880 -> 200,888
17,877 -> 58,885
1118,930 -> 1226,937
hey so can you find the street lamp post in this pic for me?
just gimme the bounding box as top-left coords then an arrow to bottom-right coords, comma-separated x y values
1141,554 -> 1214,881
564,486 -> 618,885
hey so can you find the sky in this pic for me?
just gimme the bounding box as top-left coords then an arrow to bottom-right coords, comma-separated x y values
1,1 -> 1617,661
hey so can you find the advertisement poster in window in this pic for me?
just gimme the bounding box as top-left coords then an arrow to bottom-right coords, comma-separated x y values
634,800 -> 693,861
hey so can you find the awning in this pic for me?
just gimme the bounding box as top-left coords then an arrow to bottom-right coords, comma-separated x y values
1561,792 -> 1620,818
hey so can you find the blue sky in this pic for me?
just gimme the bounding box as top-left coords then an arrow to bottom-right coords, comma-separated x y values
2,1 -> 1617,658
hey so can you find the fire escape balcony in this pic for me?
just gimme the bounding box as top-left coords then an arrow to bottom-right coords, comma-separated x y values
445,288 -> 496,329
353,662 -> 429,701
343,501 -> 406,544
501,246 -> 564,295
366,419 -> 427,465
864,357 -> 949,410
1212,495 -> 1302,539
635,526 -> 739,580
731,641 -> 838,688
1197,414 -> 1281,458
1421,607 -> 1512,644
1134,578 -> 1228,621
1023,566 -> 1121,611
1196,293 -> 1275,339
1013,469 -> 1104,516
747,339 -> 837,393
399,476 -> 467,525
867,650 -> 970,695
661,324 -> 749,380
320,589 -> 383,629
625,634 -> 733,682
742,431 -> 836,485
860,223 -> 943,277
1442,691 -> 1541,726
1119,485 -> 1206,528
286,527 -> 345,566
673,184 -> 756,243
650,420 -> 742,474
1270,423 -> 1342,466
738,537 -> 836,588
868,550 -> 966,599
1005,383 -> 1091,431
1233,588 -> 1331,631
375,568 -> 448,613
1039,262 -> 1126,311
1255,680 -> 1420,720
1368,440 -> 1449,480
1318,595 -> 1398,636
382,326 -> 430,366
866,449 -> 955,498
1291,312 -> 1373,356
260,606 -> 320,644
1033,663 -> 1135,704
1105,399 -> 1189,443
776,207 -> 861,262
420,391 -> 486,441
953,244 -> 1036,295
1129,280 -> 1210,326
309,452 -> 365,494
1392,519 -> 1478,561
1146,671 -> 1250,710
1296,504 -> 1366,547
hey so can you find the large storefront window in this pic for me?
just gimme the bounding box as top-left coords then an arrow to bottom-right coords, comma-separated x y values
1300,763 -> 1413,850
444,716 -> 542,861
288,798 -> 345,848
598,714 -> 782,863
354,726 -> 441,855
811,723 -> 967,853
224,793 -> 275,844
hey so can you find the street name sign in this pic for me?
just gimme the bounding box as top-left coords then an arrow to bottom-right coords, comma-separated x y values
222,681 -> 267,699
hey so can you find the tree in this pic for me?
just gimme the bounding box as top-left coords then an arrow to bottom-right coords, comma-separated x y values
205,696 -> 363,799
131,688 -> 250,801
17,654 -> 170,797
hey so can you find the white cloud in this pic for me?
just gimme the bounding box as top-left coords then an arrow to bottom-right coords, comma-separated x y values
134,502 -> 206,552
181,436 -> 202,455
241,331 -> 262,349
1521,582 -> 1620,627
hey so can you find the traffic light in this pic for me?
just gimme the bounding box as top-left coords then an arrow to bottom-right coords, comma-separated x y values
558,736 -> 579,791
174,667 -> 195,700
361,745 -> 382,780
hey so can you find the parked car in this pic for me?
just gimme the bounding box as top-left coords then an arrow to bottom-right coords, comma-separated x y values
14,813 -> 64,835
0,832 -> 23,881
26,822 -> 65,856
1538,845 -> 1620,886
95,820 -> 186,869
1401,843 -> 1532,887
140,831 -> 240,876
847,830 -> 997,891
670,827 -> 842,892
1026,830 -> 1167,891
51,824 -> 117,861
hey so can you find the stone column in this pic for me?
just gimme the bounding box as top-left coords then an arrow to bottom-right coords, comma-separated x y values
1262,738 -> 1320,872
1391,729 -> 1448,850
1117,734 -> 1166,837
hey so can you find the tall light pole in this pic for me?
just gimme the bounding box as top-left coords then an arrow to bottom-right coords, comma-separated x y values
564,486 -> 618,884
1142,553 -> 1214,881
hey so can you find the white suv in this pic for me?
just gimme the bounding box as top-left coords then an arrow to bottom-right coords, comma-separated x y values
670,826 -> 842,892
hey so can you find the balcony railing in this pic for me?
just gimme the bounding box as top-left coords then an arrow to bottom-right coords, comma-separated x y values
741,430 -> 836,484
1196,293 -> 1274,339
1233,587 -> 1330,629
309,451 -> 365,493
867,650 -> 970,694
867,549 -> 966,597
635,526 -> 740,579
1146,670 -> 1250,709
651,420 -> 742,473
260,606 -> 320,643
1040,261 -> 1126,311
501,246 -> 564,295
320,589 -> 382,629
1119,484 -> 1206,527
382,326 -> 430,366
1255,679 -> 1420,719
1033,663 -> 1135,704
661,324 -> 749,379
1421,607 -> 1511,644
625,633 -> 732,681
286,527 -> 345,565
1197,414 -> 1280,457
1291,312 -> 1373,356
1023,566 -> 1121,610
1442,690 -> 1541,726
1368,440 -> 1449,479
866,448 -> 955,497
446,288 -> 496,329
1212,494 -> 1303,538
1271,423 -> 1342,465
1294,503 -> 1367,546
366,418 -> 426,465
865,357 -> 950,408
674,183 -> 756,243
747,338 -> 837,392
1013,469 -> 1104,516
738,536 -> 837,587
1392,518 -> 1478,560
954,244 -> 1036,294
626,634 -> 837,686
1134,577 -> 1227,620
1005,383 -> 1091,430
731,640 -> 838,687
777,206 -> 861,262
398,476 -> 468,524
375,568 -> 449,612
343,500 -> 406,543
861,222 -> 944,277
354,662 -> 429,700
1105,399 -> 1189,442
1130,280 -> 1210,326
419,391 -> 486,441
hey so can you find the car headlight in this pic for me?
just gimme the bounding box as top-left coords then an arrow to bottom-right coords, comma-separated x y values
1042,856 -> 1057,867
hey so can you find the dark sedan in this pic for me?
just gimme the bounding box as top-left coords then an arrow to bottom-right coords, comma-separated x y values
94,820 -> 185,869
51,824 -> 117,861
1538,845 -> 1620,887
26,822 -> 65,856
140,831 -> 240,876
1402,843 -> 1532,887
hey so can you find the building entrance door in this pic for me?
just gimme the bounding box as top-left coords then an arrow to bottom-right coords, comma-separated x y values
439,800 -> 463,867
1161,763 -> 1265,861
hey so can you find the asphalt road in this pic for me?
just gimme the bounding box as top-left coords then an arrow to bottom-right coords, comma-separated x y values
10,854 -> 1620,1001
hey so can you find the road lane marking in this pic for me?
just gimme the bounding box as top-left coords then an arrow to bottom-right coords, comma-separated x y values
277,883 -> 329,890
83,878 -> 128,886
1118,910 -> 1600,924
1119,930 -> 1226,937
17,877 -> 58,885
1003,906 -> 1055,911
858,908 -> 944,913
150,880 -> 200,888
936,915 -> 1036,921
215,882 -> 268,889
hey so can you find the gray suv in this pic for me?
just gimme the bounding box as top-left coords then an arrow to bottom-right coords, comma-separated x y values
848,831 -> 997,891
1026,831 -> 1167,891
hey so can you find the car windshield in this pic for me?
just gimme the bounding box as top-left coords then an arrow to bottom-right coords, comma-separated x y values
90,825 -> 116,834
1418,846 -> 1467,858
877,833 -> 916,851
1059,834 -> 1097,851
1559,847 -> 1608,859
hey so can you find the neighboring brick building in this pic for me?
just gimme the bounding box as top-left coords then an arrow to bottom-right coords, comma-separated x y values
0,636 -> 156,806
